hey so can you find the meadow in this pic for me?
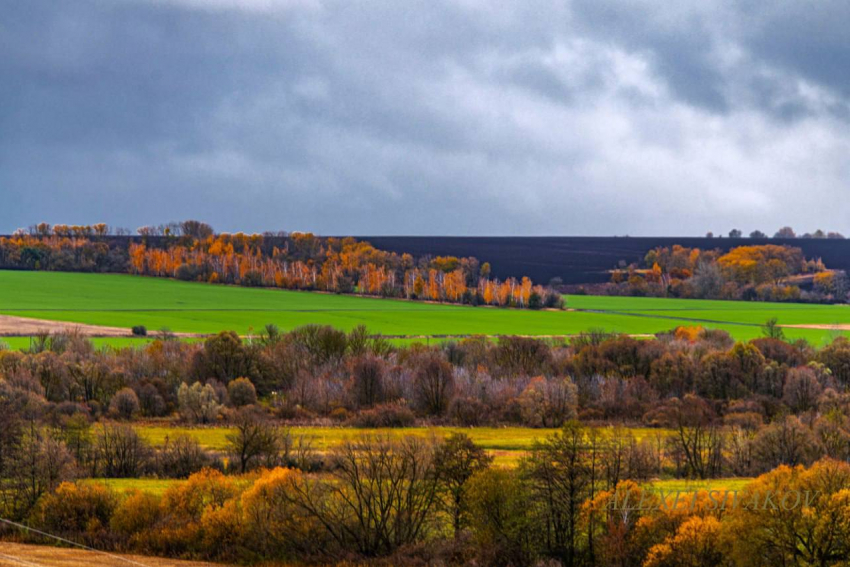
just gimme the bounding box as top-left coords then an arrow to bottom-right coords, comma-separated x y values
0,271 -> 847,344
132,424 -> 672,467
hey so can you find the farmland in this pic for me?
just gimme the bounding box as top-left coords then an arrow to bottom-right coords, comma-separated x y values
365,235 -> 850,284
1,269 -> 847,565
0,271 -> 847,344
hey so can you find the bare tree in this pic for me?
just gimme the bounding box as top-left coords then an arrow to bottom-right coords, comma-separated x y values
657,395 -> 723,478
227,407 -> 285,473
94,424 -> 151,477
283,435 -> 440,557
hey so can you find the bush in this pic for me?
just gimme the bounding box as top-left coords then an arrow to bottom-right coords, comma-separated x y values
240,468 -> 326,559
448,396 -> 490,426
138,382 -> 168,417
348,401 -> 416,428
111,489 -> 162,541
161,468 -> 239,523
157,434 -> 213,478
227,377 -> 257,407
242,270 -> 264,287
351,355 -> 386,408
154,469 -> 241,556
109,388 -> 140,420
94,424 -> 152,478
413,356 -> 455,415
131,325 -> 147,336
177,382 -> 222,424
30,482 -> 118,542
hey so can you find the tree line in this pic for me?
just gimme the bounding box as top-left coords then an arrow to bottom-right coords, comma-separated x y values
11,429 -> 850,566
717,225 -> 845,239
2,326 -> 850,562
604,243 -> 848,303
0,221 -> 564,309
1,325 -> 850,475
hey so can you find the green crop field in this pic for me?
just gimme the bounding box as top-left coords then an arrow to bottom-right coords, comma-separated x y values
0,271 -> 847,344
0,336 -> 160,350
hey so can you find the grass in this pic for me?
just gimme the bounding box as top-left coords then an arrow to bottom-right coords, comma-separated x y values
0,271 -> 847,344
135,424 -> 672,451
0,336 -> 160,350
81,477 -> 183,495
649,477 -> 754,493
133,424 -> 672,468
79,473 -> 755,497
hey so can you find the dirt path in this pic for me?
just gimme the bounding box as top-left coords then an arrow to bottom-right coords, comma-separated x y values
781,323 -> 850,331
0,542 -> 225,567
0,315 -> 199,338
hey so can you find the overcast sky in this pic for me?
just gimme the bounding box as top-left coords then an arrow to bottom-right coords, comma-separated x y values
2,1 -> 849,236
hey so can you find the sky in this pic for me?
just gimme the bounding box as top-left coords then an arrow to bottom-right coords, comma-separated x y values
2,0 -> 849,236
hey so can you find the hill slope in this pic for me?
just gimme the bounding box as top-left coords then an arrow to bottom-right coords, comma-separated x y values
0,271 -> 847,343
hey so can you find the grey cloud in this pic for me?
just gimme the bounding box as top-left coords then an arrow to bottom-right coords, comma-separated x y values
1,0 -> 849,236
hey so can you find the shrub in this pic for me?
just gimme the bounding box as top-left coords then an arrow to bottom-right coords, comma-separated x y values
227,377 -> 257,407
348,401 -> 416,428
109,388 -> 140,420
94,424 -> 152,478
241,467 -> 326,559
131,325 -> 147,337
158,434 -> 213,478
448,396 -> 489,426
138,382 -> 168,417
155,469 -> 241,556
518,376 -> 577,427
413,355 -> 455,415
351,355 -> 386,408
161,468 -> 239,522
284,436 -> 440,557
242,270 -> 264,287
30,482 -> 118,542
177,382 -> 222,424
111,489 -> 162,540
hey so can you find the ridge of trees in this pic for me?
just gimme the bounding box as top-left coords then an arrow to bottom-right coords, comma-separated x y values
606,243 -> 848,302
0,221 -> 563,309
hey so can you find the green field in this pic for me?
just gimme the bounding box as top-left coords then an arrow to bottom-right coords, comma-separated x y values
0,336 -> 160,350
0,271 -> 847,344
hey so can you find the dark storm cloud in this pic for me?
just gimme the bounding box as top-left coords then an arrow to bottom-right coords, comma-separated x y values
1,0 -> 849,236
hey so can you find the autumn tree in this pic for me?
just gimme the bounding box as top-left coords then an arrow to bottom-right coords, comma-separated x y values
282,435 -> 440,557
413,355 -> 455,415
434,433 -> 493,537
521,422 -> 593,566
724,459 -> 850,566
467,468 -> 539,566
656,395 -> 723,479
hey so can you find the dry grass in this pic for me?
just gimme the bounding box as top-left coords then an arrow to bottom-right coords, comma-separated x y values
0,542 -> 224,566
